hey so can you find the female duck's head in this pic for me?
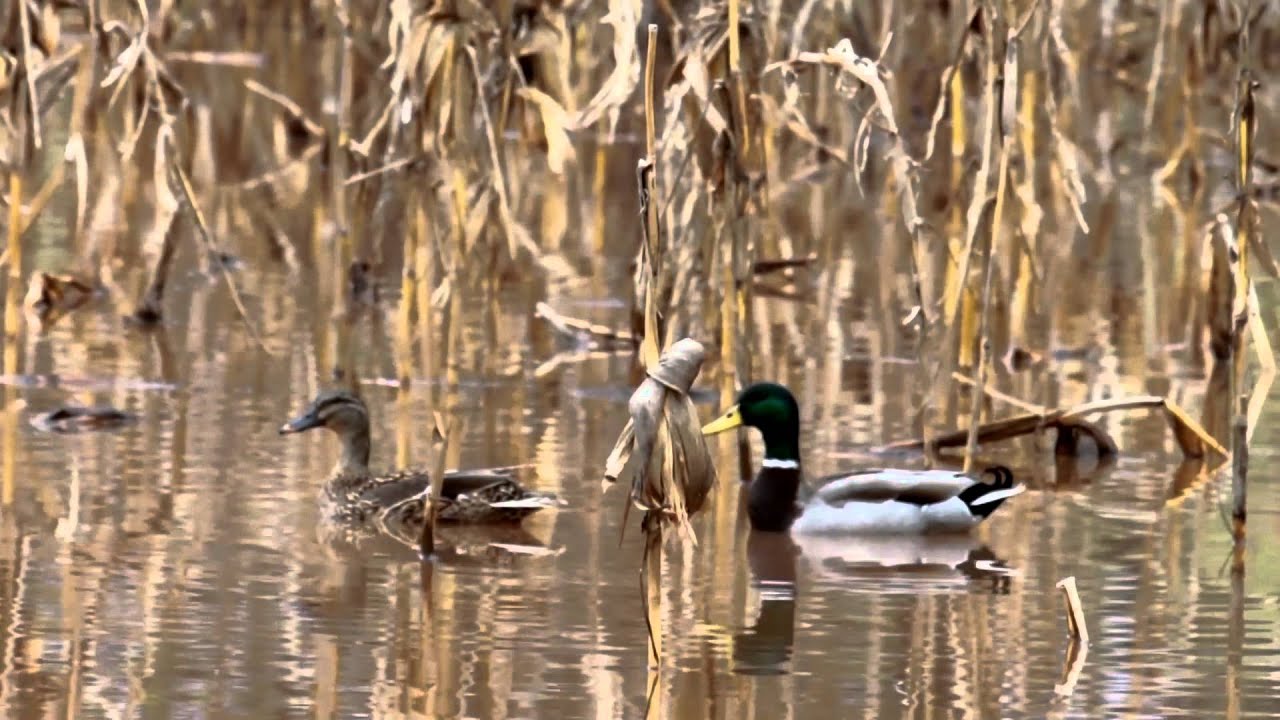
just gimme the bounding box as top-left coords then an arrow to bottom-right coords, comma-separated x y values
279,389 -> 372,471
702,382 -> 802,464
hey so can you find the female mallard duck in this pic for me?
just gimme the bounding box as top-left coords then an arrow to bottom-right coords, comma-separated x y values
702,382 -> 1025,535
279,390 -> 556,530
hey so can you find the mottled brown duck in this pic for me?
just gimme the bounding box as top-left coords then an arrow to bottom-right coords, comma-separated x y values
279,390 -> 556,536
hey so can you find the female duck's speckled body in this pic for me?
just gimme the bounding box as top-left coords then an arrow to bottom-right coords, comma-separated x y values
702,382 -> 1025,536
280,390 -> 556,538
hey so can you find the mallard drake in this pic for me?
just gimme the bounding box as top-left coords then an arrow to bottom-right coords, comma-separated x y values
279,390 -> 557,530
702,382 -> 1025,535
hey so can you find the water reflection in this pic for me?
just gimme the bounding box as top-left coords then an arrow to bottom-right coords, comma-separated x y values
796,532 -> 1011,594
734,531 -> 797,676
733,595 -> 796,677
0,259 -> 1278,717
733,528 -> 1018,680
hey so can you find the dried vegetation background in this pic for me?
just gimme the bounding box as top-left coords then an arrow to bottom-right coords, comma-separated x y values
0,0 -> 1276,436
0,0 -> 1279,715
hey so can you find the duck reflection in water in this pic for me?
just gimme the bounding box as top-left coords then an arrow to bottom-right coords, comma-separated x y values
793,533 -> 1015,594
733,531 -> 801,676
732,530 -> 1015,675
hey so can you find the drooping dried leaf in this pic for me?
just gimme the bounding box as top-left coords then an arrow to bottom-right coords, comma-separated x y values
924,8 -> 977,162
1049,123 -> 1090,234
1244,285 -> 1277,444
153,123 -> 179,225
100,35 -> 145,105
572,0 -> 640,132
628,380 -> 665,495
679,46 -> 730,137
884,395 -> 1226,460
463,46 -> 546,266
391,17 -> 434,94
1206,215 -> 1238,361
0,52 -> 15,94
64,133 -> 88,237
517,88 -> 576,174
603,338 -> 715,541
535,302 -> 633,349
791,38 -> 899,135
14,0 -> 43,152
603,421 -> 635,485
756,93 -> 847,164
384,0 -> 413,70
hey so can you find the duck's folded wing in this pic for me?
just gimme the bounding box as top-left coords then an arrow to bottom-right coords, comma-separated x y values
438,470 -> 515,498
812,469 -> 974,507
376,488 -> 429,545
373,470 -> 517,544
362,470 -> 431,506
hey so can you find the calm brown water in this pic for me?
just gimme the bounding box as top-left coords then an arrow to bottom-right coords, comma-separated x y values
3,187 -> 1280,719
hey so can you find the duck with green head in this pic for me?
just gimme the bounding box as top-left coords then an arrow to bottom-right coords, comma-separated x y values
702,382 -> 1025,535
280,389 -> 557,536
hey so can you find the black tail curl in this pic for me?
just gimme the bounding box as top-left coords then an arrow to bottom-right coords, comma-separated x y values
957,465 -> 1020,519
982,465 -> 1015,489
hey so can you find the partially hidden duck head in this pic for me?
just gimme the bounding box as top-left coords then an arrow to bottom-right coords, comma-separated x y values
703,382 -> 805,532
701,382 -> 803,467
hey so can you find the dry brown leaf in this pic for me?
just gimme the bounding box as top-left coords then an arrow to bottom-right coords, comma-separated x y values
535,302 -> 633,347
756,93 -> 847,164
464,46 -> 542,265
680,46 -> 729,136
38,2 -> 61,56
603,338 -> 716,542
1207,215 -> 1238,360
390,18 -> 433,94
64,134 -> 87,236
153,123 -> 178,223
384,0 -> 413,70
517,87 -> 576,174
463,185 -> 492,251
884,395 -> 1226,460
571,0 -> 640,133
792,38 -> 899,135
1051,126 -> 1090,233
603,421 -> 635,487
101,35 -> 144,102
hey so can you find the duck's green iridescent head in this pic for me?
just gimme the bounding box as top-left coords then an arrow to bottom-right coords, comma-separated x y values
702,382 -> 802,461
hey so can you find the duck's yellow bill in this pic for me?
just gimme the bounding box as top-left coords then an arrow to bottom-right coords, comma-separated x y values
702,404 -> 743,435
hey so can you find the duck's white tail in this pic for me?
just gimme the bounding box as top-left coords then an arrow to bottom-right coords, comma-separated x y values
970,485 -> 1026,506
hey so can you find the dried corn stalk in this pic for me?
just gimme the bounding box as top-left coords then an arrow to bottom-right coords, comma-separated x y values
603,338 -> 716,542
885,394 -> 1226,460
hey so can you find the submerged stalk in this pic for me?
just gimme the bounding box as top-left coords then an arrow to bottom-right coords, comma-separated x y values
2,173 -> 22,507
